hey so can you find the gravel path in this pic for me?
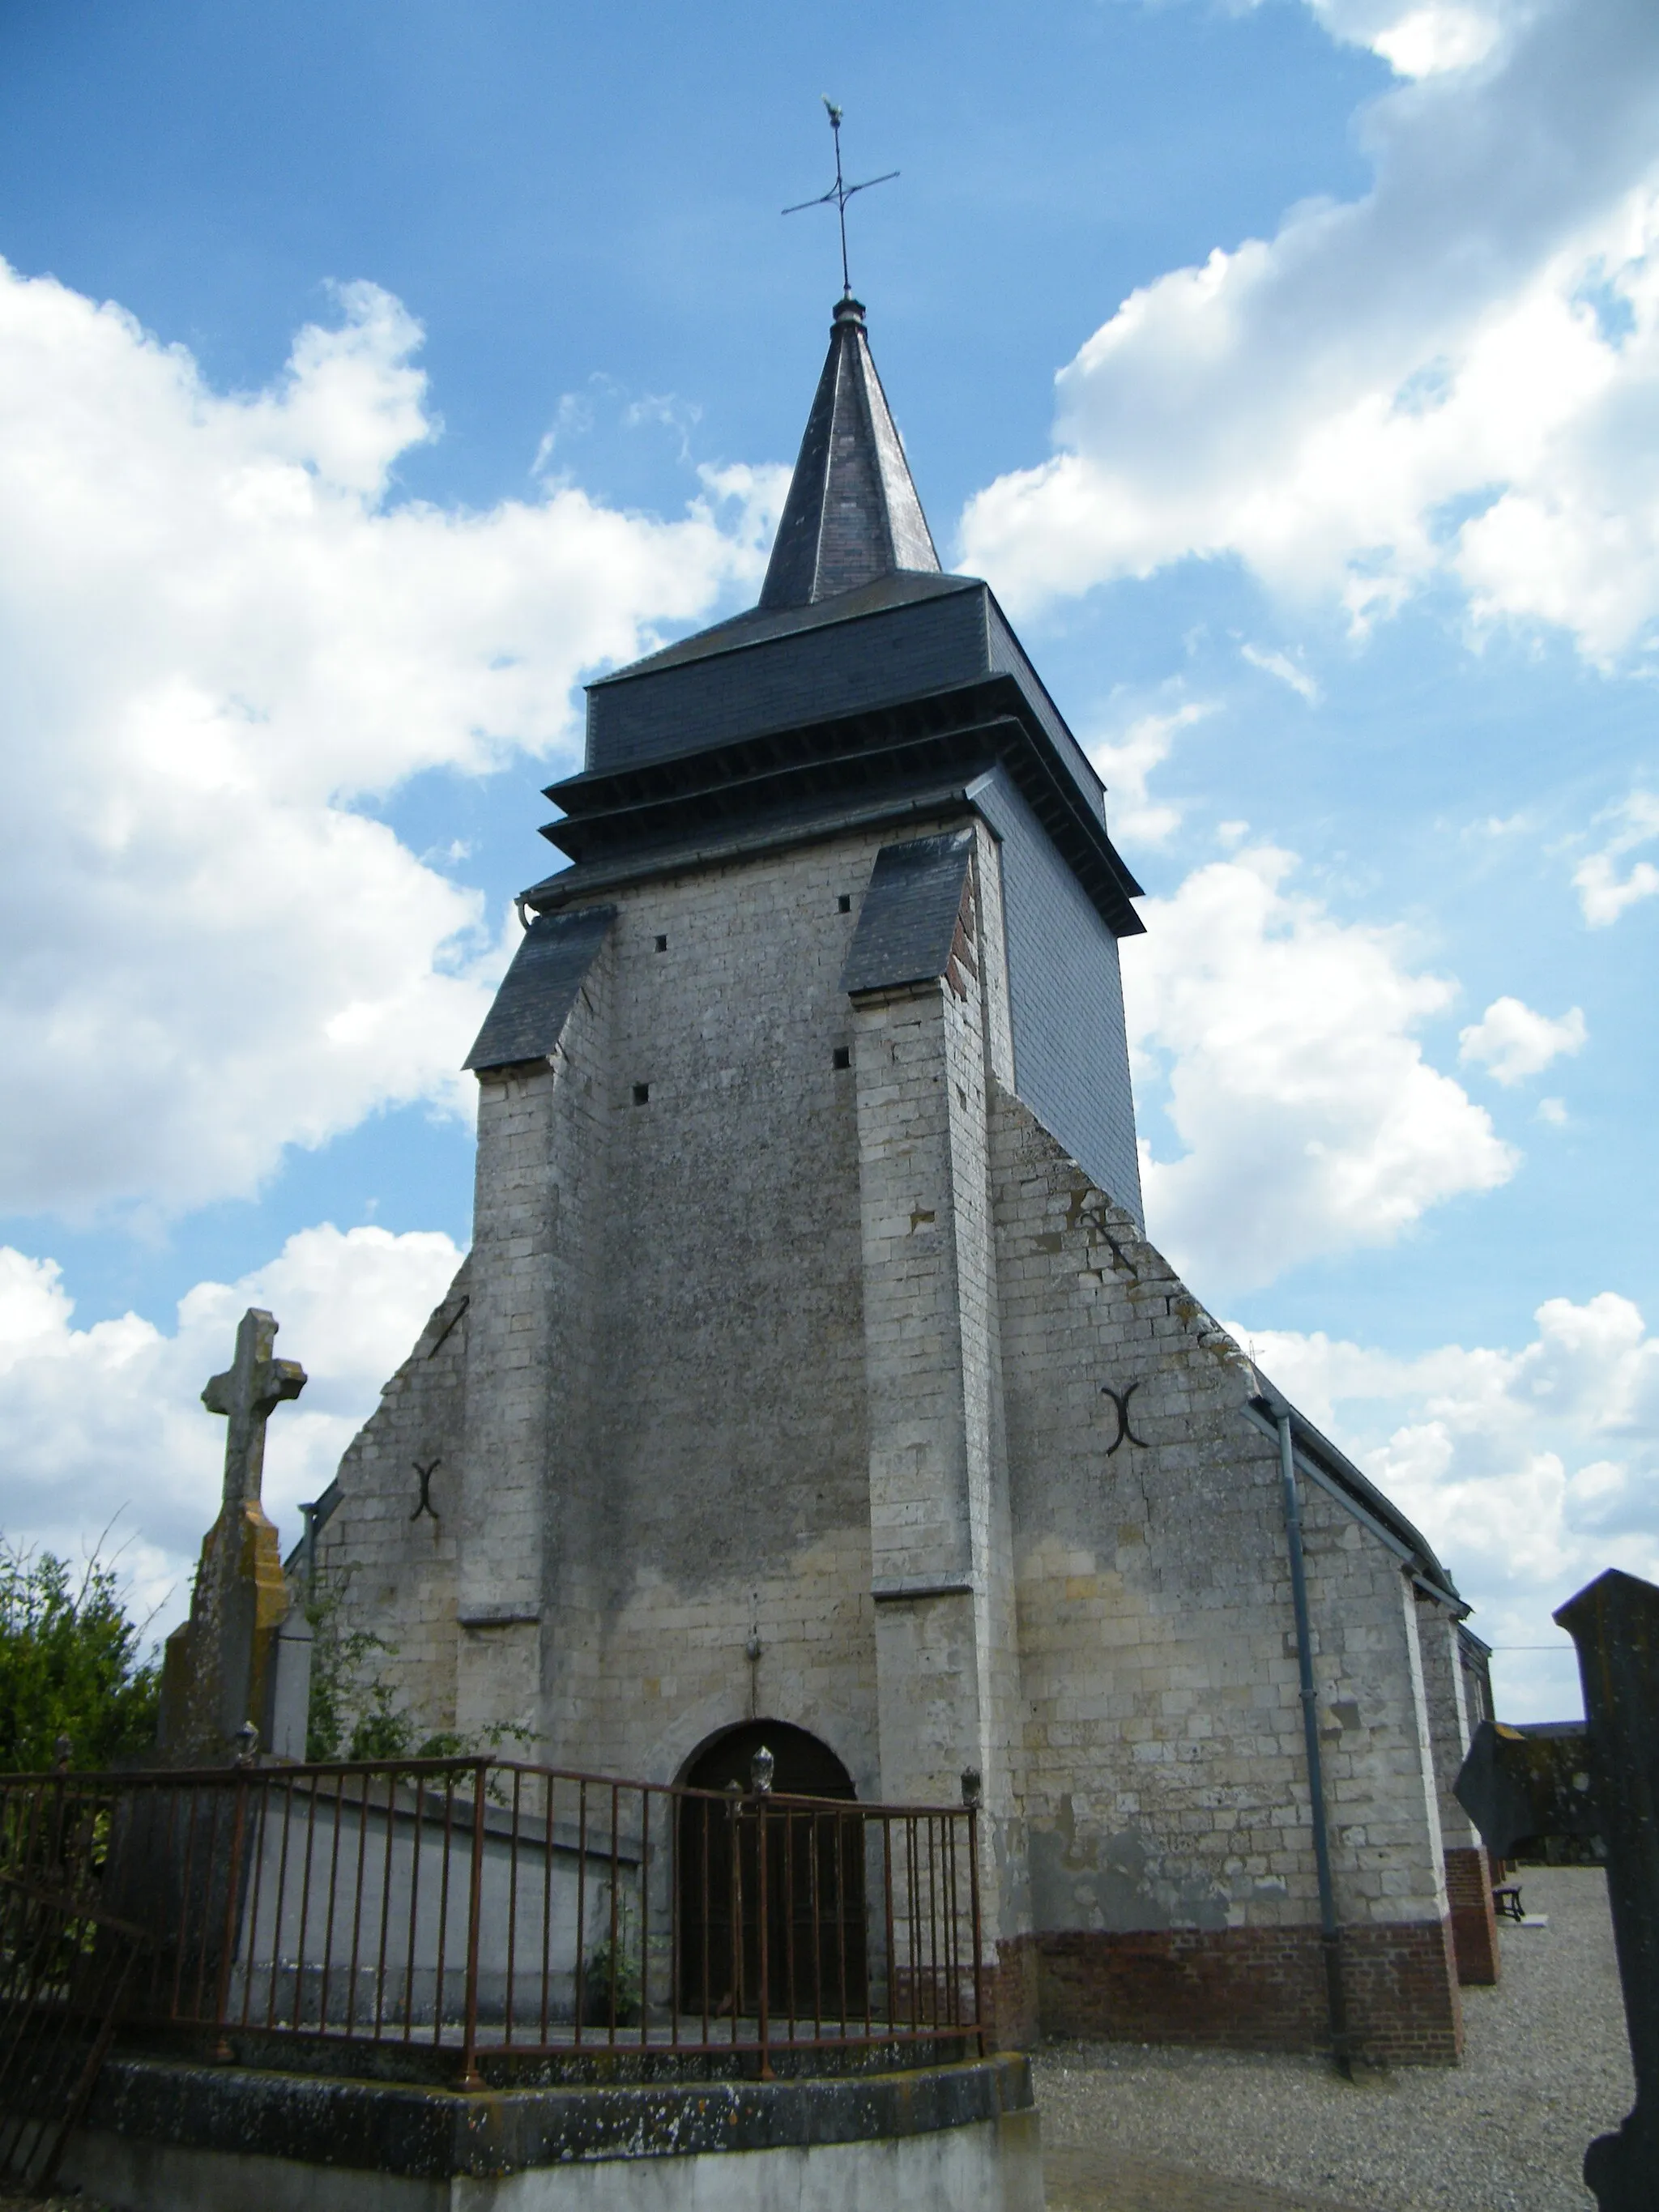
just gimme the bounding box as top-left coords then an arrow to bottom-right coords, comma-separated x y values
1037,1867 -> 1634,2212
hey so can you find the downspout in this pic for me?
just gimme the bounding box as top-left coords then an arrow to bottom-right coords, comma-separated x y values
1278,1412 -> 1352,2078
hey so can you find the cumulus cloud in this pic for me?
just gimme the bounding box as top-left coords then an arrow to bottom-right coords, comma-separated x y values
1458,995 -> 1586,1082
958,0 -> 1659,661
1124,846 -> 1516,1292
1573,789 -> 1659,923
1238,1291 -> 1659,1717
1301,0 -> 1525,78
0,1223 -> 463,1639
0,263 -> 779,1222
1087,701 -> 1212,847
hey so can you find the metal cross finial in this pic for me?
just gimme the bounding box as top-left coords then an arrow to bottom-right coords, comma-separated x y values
783,97 -> 898,299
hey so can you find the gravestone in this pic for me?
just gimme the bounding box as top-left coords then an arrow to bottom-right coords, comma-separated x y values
156,1308 -> 310,1765
1557,1570 -> 1659,2212
1456,1567 -> 1658,2212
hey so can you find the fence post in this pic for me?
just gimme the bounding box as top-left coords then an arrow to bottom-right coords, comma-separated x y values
211,1767 -> 254,2062
754,1796 -> 771,2078
962,1776 -> 985,2058
458,1760 -> 488,2089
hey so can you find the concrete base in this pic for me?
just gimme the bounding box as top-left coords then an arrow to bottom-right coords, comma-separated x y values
62,2052 -> 1042,2212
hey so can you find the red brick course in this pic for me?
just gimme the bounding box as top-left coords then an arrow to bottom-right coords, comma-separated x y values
1444,1844 -> 1501,1985
982,1933 -> 1041,2049
1031,1916 -> 1463,2065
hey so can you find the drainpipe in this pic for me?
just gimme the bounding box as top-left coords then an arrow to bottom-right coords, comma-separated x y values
1277,1412 -> 1352,2078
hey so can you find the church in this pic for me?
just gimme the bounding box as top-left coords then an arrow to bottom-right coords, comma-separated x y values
309,292 -> 1499,2062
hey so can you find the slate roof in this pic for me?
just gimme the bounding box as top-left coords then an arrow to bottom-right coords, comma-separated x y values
463,906 -> 615,1072
759,296 -> 940,609
842,831 -> 975,996
527,302 -> 1145,941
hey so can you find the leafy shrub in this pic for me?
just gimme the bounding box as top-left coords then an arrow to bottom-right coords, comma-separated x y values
0,1543 -> 159,1771
582,1900 -> 642,2028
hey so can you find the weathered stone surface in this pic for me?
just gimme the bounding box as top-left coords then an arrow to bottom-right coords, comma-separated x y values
158,1308 -> 306,1766
315,803 -> 1470,2062
65,2048 -> 1042,2210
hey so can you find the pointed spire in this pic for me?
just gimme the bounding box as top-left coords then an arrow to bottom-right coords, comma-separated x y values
759,298 -> 941,611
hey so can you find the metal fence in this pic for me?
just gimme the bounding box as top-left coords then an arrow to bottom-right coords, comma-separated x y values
0,1784 -> 155,2190
0,1756 -> 983,2087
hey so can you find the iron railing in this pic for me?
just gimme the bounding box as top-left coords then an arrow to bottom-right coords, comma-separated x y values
0,1758 -> 983,2086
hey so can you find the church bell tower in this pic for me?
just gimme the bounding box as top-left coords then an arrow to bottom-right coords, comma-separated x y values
316,296 -> 1473,2062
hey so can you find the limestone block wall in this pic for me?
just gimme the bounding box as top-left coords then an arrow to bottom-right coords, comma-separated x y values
457,935 -> 613,1752
311,1265 -> 471,1745
532,822 -> 958,1796
1416,1596 -> 1499,1985
850,817 -> 1030,1993
992,1090 -> 1461,2061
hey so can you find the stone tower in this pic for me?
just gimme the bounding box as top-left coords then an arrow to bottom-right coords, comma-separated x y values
313,297 -> 1495,2059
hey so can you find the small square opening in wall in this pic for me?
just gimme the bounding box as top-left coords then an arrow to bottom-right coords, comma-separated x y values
633,1083 -> 650,1106
655,934 -> 667,952
833,1046 -> 851,1071
837,893 -> 851,914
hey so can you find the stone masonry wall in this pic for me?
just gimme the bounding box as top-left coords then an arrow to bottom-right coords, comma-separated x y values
851,817 -> 1030,1971
311,1265 -> 471,1745
457,935 -> 614,1752
992,1091 -> 1461,2061
1416,1594 -> 1500,1985
532,820 -> 983,1798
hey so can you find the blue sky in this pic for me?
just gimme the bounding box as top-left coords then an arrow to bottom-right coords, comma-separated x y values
1,0 -> 1655,1721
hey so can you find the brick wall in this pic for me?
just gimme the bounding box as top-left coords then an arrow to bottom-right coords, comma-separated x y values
1444,1844 -> 1501,1985
1034,1916 -> 1461,2065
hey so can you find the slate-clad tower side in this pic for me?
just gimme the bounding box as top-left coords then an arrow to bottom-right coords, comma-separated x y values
314,294 -> 1477,2065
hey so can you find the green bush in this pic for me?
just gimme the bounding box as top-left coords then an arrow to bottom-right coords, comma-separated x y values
0,1543 -> 159,1771
305,1582 -> 517,1766
582,1902 -> 642,2028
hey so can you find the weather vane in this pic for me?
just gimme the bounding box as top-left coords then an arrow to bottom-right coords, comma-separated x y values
783,98 -> 898,300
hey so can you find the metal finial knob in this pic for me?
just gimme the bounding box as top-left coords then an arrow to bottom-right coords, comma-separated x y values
53,1734 -> 72,1773
233,1720 -> 261,1768
751,1745 -> 775,1796
961,1767 -> 983,1809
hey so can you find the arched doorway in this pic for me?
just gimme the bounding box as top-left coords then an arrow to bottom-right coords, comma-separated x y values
676,1722 -> 868,2025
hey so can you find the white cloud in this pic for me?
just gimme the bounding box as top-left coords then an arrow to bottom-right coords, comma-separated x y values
1458,995 -> 1586,1082
1087,701 -> 1212,846
957,0 -> 1659,662
1573,789 -> 1659,923
1301,0 -> 1525,78
0,1224 -> 463,1639
1125,846 -> 1516,1292
1236,1291 -> 1659,1717
1537,1095 -> 1568,1125
0,262 -> 780,1222
1239,643 -> 1322,705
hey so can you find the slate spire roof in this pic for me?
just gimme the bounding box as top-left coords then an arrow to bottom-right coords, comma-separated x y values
759,296 -> 941,610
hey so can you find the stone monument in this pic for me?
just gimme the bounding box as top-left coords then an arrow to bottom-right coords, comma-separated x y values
1456,1568 -> 1659,2212
156,1307 -> 311,1765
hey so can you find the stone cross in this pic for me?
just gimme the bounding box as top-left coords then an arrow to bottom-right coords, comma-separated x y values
202,1307 -> 307,1511
156,1308 -> 309,1765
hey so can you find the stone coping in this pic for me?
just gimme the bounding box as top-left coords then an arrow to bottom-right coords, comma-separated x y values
116,2022 -> 983,2088
83,2050 -> 1034,2180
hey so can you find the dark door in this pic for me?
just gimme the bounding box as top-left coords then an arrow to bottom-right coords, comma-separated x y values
677,1722 -> 867,2026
